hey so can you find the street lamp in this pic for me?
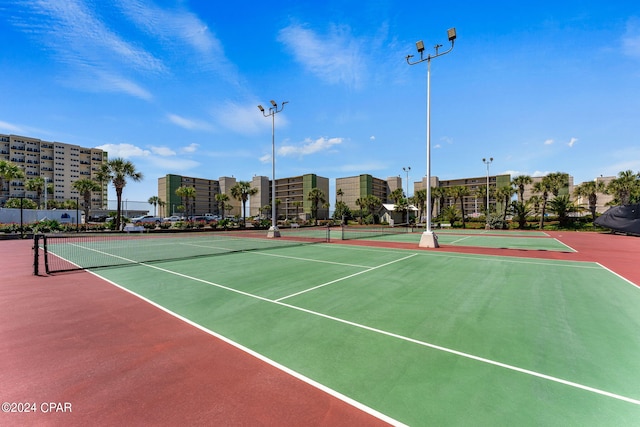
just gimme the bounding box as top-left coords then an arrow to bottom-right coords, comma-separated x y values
482,157 -> 493,229
403,166 -> 411,198
406,27 -> 456,248
258,100 -> 288,238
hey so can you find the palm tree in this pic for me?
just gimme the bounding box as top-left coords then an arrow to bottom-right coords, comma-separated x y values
431,186 -> 447,219
215,193 -> 230,220
547,194 -> 578,226
364,194 -> 382,224
148,196 -> 161,216
292,200 -> 303,222
96,158 -> 143,231
511,200 -> 532,229
496,185 -> 516,225
606,170 -> 640,205
0,160 -> 25,205
448,185 -> 470,228
547,172 -> 570,197
533,177 -> 553,230
511,175 -> 533,203
336,188 -> 344,204
307,188 -> 326,226
175,186 -> 196,220
413,189 -> 427,224
25,177 -> 46,208
230,181 -> 258,226
390,188 -> 404,204
73,178 -> 101,223
573,180 -> 605,222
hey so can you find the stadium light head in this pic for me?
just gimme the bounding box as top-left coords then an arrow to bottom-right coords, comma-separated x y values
257,105 -> 265,113
415,40 -> 425,53
270,100 -> 277,107
447,28 -> 457,41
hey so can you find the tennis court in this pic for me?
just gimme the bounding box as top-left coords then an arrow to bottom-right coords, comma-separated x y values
30,229 -> 640,425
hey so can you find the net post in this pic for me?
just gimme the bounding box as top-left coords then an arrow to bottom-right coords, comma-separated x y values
33,234 -> 40,276
42,234 -> 50,275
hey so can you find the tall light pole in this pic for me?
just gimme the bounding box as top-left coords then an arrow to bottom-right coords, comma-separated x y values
406,27 -> 456,248
402,166 -> 411,198
258,100 -> 288,238
482,157 -> 493,229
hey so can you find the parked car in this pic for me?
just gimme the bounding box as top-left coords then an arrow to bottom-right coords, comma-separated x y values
188,215 -> 215,223
163,215 -> 183,222
131,215 -> 162,225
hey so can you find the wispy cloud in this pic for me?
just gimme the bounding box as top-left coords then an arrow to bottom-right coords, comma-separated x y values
622,18 -> 640,59
150,146 -> 176,156
544,139 -> 554,145
0,121 -> 24,134
278,23 -> 366,89
167,114 -> 213,131
568,137 -> 578,147
217,102 -> 286,135
8,0 -> 162,98
181,143 -> 199,154
278,137 -> 343,157
114,0 -> 243,86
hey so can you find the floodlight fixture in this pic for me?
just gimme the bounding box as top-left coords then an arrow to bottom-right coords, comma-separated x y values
416,40 -> 425,53
448,27 -> 457,41
270,100 -> 277,107
257,105 -> 265,113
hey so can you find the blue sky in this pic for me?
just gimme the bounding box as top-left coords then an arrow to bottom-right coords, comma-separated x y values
1,0 -> 639,206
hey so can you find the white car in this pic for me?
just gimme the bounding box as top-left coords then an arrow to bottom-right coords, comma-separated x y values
163,215 -> 183,222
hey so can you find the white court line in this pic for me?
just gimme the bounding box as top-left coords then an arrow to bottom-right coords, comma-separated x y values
87,248 -> 640,409
275,253 -> 418,302
247,251 -> 372,269
449,235 -> 474,245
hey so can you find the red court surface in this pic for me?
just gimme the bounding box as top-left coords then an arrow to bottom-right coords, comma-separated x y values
0,238 -> 391,426
1,230 -> 638,426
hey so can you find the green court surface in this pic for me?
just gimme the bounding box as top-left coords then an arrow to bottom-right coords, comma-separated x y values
336,228 -> 574,251
58,238 -> 640,425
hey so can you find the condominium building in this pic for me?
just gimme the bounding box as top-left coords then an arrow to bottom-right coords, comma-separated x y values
157,174 -> 240,218
415,174 -> 513,217
250,174 -> 330,220
0,133 -> 107,209
336,174 -> 401,211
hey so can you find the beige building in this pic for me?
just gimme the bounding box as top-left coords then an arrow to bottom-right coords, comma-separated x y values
336,174 -> 400,211
157,174 -> 240,218
1,133 -> 107,210
250,174 -> 329,220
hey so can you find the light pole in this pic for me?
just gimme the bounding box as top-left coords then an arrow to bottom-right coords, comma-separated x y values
258,100 -> 288,238
406,27 -> 456,248
483,157 -> 493,229
402,166 -> 411,198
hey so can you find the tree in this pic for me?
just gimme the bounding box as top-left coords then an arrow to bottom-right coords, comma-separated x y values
496,185 -> 516,226
333,201 -> 351,223
336,188 -> 344,204
511,200 -> 533,229
215,193 -> 230,220
441,205 -> 459,226
96,158 -> 143,230
307,188 -> 326,226
532,178 -> 552,230
0,160 -> 25,205
547,195 -> 578,226
25,177 -> 46,208
413,189 -> 427,224
231,181 -> 258,226
448,185 -> 470,228
394,198 -> 409,224
573,180 -> 605,222
606,170 -> 640,206
73,178 -> 101,223
511,175 -> 533,203
148,196 -> 161,216
532,172 -> 568,230
390,188 -> 404,204
431,186 -> 447,219
175,186 -> 196,220
292,200 -> 303,222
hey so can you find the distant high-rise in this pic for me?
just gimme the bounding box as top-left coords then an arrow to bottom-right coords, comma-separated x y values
0,133 -> 107,209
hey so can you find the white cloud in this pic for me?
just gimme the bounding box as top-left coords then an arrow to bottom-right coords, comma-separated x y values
259,154 -> 271,164
278,23 -> 366,89
0,121 -> 24,133
181,143 -> 199,153
544,139 -> 554,145
370,135 -> 376,141
96,143 -> 150,158
568,137 -> 578,147
278,137 -> 343,157
167,114 -> 213,131
150,146 -> 176,156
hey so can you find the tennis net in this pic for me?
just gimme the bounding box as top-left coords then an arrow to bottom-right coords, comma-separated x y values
34,227 -> 330,275
339,224 -> 417,240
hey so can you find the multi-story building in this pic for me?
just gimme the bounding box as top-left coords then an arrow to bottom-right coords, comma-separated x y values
157,174 -> 240,218
250,174 -> 330,220
0,133 -> 107,209
336,174 -> 400,211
